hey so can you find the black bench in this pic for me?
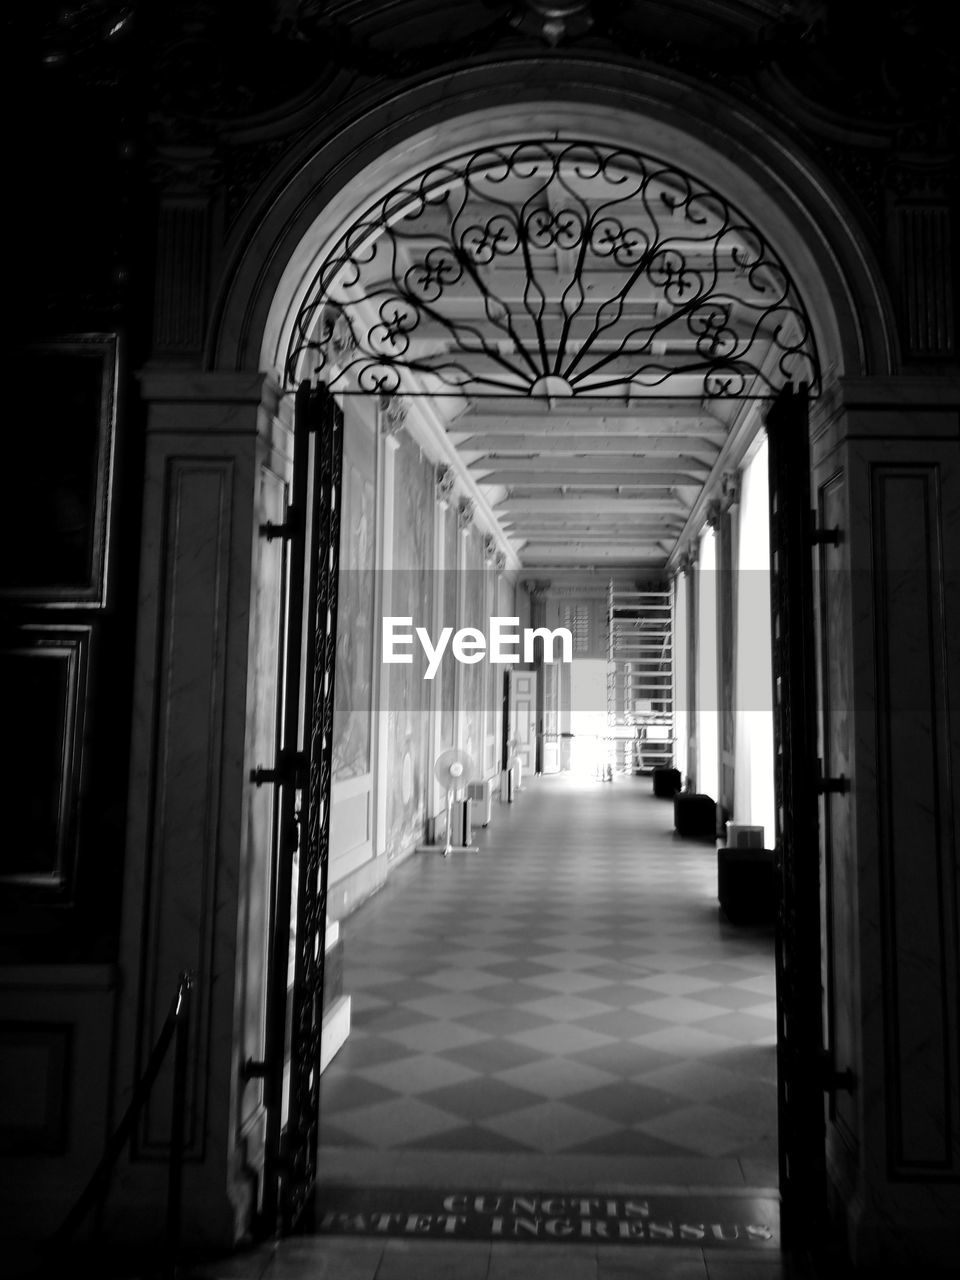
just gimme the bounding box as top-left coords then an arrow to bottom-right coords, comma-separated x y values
717,846 -> 776,924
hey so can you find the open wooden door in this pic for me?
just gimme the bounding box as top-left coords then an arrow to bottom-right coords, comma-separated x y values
507,669 -> 537,780
541,661 -> 561,773
765,383 -> 827,1240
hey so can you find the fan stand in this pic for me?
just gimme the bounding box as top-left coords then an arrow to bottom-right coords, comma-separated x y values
443,787 -> 455,858
443,763 -> 478,857
416,757 -> 479,857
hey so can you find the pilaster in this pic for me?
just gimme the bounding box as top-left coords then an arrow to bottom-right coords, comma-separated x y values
811,376 -> 960,1269
678,547 -> 699,790
715,475 -> 740,824
114,369 -> 286,1248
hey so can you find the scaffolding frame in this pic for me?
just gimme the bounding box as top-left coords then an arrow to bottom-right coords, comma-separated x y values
607,581 -> 674,774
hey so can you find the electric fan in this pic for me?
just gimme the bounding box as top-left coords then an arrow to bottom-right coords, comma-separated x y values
434,747 -> 478,857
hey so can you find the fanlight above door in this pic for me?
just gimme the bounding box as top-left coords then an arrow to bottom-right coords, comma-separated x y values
286,138 -> 820,400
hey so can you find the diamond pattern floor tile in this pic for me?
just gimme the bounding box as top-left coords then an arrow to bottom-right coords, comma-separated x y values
317,774 -> 777,1166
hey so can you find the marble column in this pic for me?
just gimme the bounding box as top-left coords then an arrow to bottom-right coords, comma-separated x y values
374,396 -> 403,859
528,580 -> 551,774
683,548 -> 699,790
811,376 -> 960,1268
715,476 -> 739,826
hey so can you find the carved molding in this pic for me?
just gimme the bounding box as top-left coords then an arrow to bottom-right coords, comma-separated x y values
148,144 -> 224,196
457,497 -> 474,532
895,205 -> 954,356
677,548 -> 698,575
378,391 -> 408,438
153,200 -> 210,354
721,471 -> 741,510
325,307 -> 359,363
435,464 -> 456,506
511,1 -> 594,47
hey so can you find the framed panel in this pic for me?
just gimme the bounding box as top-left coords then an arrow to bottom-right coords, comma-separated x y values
3,334 -> 118,606
0,1022 -> 72,1155
0,626 -> 90,893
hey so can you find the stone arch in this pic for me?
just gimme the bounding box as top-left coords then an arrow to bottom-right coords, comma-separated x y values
206,63 -> 898,385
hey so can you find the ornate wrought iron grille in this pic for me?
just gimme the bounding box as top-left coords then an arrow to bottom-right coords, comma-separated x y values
286,139 -> 821,399
280,383 -> 343,1233
255,383 -> 343,1236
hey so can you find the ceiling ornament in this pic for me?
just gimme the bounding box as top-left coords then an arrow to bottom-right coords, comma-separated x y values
457,498 -> 475,532
287,138 -> 821,400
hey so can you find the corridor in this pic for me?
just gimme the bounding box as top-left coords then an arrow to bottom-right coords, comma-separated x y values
193,772 -> 791,1280
318,773 -> 777,1179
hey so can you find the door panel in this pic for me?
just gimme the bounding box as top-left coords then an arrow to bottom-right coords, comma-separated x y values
541,660 -> 561,773
765,383 -> 827,1239
508,670 -> 537,778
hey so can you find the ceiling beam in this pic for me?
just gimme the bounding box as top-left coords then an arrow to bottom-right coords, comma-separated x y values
501,514 -> 687,527
474,471 -> 704,487
456,433 -> 723,455
502,487 -> 692,502
496,497 -> 687,514
467,455 -> 711,474
453,398 -> 734,427
519,546 -> 671,560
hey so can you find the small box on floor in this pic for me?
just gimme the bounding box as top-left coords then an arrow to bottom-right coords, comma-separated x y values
718,847 -> 776,924
674,792 -> 717,839
725,822 -> 765,849
652,766 -> 681,798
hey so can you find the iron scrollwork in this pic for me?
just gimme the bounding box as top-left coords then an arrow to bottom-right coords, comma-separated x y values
278,383 -> 344,1233
286,139 -> 820,400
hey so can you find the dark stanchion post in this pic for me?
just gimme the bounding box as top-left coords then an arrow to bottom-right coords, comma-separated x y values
164,972 -> 194,1280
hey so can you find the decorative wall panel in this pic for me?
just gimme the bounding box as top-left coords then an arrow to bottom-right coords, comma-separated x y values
238,464 -> 287,1134
872,463 -> 960,1176
138,460 -> 233,1158
0,1023 -> 71,1155
817,469 -> 859,1157
3,336 -> 117,606
385,441 -> 433,856
0,627 -> 90,894
153,201 -> 210,355
333,406 -> 376,781
894,205 -> 955,357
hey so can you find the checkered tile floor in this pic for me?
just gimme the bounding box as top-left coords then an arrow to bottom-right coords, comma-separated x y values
319,773 -> 777,1173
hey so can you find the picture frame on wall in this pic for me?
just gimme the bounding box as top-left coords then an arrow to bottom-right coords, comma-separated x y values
3,333 -> 118,607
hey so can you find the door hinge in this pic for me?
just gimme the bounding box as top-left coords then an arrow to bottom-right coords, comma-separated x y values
819,1050 -> 856,1094
810,519 -> 841,546
259,506 -> 300,541
817,775 -> 850,795
250,750 -> 306,787
816,760 -> 849,795
242,1058 -> 270,1082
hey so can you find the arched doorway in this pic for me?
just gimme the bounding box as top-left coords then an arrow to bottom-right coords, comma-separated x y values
237,108 -> 871,1248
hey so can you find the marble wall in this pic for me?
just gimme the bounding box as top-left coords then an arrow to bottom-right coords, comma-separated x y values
332,404 -> 376,782
385,438 -> 435,858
